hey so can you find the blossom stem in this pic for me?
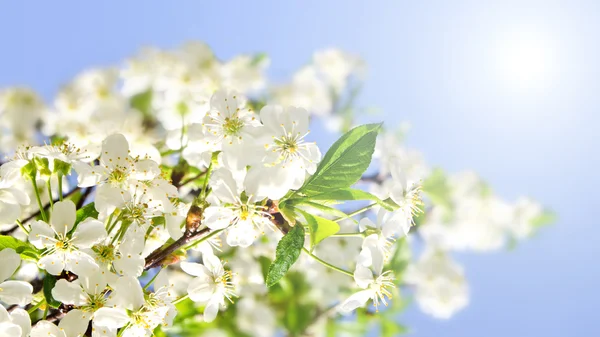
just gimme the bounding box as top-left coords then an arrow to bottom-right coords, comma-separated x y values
57,174 -> 63,201
116,323 -> 130,337
27,299 -> 45,314
173,294 -> 189,305
46,179 -> 54,208
31,179 -> 48,222
200,162 -> 213,200
184,228 -> 223,250
302,247 -> 353,278
329,232 -> 365,238
335,203 -> 378,221
15,219 -> 29,235
143,267 -> 164,291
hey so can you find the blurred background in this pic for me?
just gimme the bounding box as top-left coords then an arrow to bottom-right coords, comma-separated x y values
0,1 -> 597,336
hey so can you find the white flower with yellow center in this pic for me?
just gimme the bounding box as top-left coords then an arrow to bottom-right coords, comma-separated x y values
204,168 -> 273,248
180,254 -> 236,322
28,200 -> 106,275
75,134 -> 162,216
245,105 -> 321,200
339,260 -> 396,313
94,276 -> 172,337
357,209 -> 410,273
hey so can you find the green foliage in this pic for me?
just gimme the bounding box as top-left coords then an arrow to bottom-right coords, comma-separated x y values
266,224 -> 305,287
295,123 -> 381,196
43,274 -> 61,308
292,200 -> 354,222
0,235 -> 40,261
297,209 -> 340,250
75,202 -> 99,225
531,210 -> 556,229
130,89 -> 153,116
422,168 -> 452,208
305,187 -> 396,211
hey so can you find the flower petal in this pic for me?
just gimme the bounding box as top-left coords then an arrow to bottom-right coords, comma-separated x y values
51,279 -> 87,306
50,200 -> 76,236
0,280 -> 33,306
71,218 -> 107,248
0,248 -> 21,282
93,307 -> 129,329
58,309 -> 90,337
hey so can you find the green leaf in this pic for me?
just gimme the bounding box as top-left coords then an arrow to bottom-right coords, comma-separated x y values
531,211 -> 556,229
0,236 -> 40,261
75,202 -> 99,225
306,187 -> 396,211
297,209 -> 340,250
297,123 -> 381,196
43,274 -> 61,308
382,320 -> 409,336
422,168 -> 452,208
266,224 -> 305,287
130,89 -> 153,116
293,200 -> 355,223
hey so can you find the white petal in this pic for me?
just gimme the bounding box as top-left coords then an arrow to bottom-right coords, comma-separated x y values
51,279 -> 87,306
71,219 -> 107,248
95,185 -> 130,216
339,290 -> 373,313
65,251 -> 99,276
30,321 -> 64,337
0,305 -> 8,321
202,296 -> 221,323
179,262 -> 210,278
93,308 -> 129,329
131,160 -> 160,181
187,276 -> 216,303
259,105 -> 285,133
113,253 -> 144,277
165,214 -> 185,240
358,217 -> 376,232
0,248 -> 20,282
202,254 -> 224,276
59,309 -> 90,337
0,281 -> 33,306
107,276 -> 144,310
203,207 -> 234,230
38,253 -> 66,276
4,188 -> 30,206
354,264 -> 375,289
91,321 -> 118,337
73,162 -> 106,188
101,134 -> 130,169
0,200 -> 20,226
0,322 -> 22,337
50,200 -> 76,236
80,270 -> 108,296
10,308 -> 31,337
28,220 -> 55,249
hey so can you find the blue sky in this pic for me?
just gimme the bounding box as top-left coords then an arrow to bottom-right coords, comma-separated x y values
1,1 -> 598,336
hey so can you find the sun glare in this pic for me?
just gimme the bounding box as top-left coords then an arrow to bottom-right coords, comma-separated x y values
492,32 -> 559,92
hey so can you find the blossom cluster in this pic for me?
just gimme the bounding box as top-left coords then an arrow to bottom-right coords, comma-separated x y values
0,42 -> 550,337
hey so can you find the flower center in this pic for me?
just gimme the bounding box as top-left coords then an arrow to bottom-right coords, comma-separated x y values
92,244 -> 116,265
54,237 -> 73,252
108,167 -> 128,185
83,293 -> 106,312
222,116 -> 245,137
370,270 -> 395,311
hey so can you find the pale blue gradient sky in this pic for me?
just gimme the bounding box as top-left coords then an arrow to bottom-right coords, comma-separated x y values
1,1 -> 598,336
